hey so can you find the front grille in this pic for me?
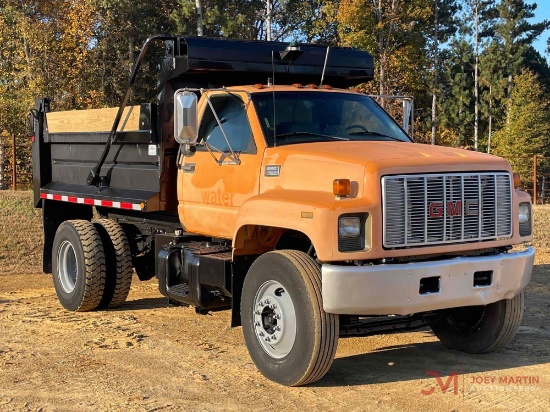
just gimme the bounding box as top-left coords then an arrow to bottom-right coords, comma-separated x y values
383,173 -> 512,248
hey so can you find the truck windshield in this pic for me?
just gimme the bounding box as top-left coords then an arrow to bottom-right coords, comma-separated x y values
252,91 -> 412,146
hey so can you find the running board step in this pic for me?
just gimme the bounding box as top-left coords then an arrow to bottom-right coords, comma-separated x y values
167,283 -> 189,298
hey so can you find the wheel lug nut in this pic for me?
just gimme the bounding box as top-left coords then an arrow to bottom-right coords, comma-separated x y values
254,310 -> 261,315
274,326 -> 281,331
271,335 -> 277,340
270,304 -> 277,309
255,322 -> 261,327
258,301 -> 264,307
265,337 -> 271,342
275,314 -> 281,320
259,332 -> 264,337
264,299 -> 270,305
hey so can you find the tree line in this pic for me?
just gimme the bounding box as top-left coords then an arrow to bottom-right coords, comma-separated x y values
1,0 -> 550,165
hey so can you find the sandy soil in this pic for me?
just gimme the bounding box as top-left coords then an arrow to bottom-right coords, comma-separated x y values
0,193 -> 549,411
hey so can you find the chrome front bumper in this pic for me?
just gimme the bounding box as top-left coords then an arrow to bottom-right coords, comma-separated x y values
321,247 -> 535,315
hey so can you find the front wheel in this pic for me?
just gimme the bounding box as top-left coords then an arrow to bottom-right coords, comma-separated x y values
241,250 -> 339,386
431,293 -> 524,353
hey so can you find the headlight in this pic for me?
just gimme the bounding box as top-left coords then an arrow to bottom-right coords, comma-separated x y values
339,217 -> 361,238
519,202 -> 531,236
518,203 -> 530,224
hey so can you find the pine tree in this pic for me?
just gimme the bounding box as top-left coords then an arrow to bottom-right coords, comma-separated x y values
492,0 -> 549,123
479,40 -> 508,152
429,0 -> 460,145
492,69 -> 550,175
438,37 -> 475,147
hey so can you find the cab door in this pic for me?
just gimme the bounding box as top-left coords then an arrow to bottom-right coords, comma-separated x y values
177,92 -> 263,239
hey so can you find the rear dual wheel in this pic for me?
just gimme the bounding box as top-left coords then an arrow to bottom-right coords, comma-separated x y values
52,220 -> 106,312
52,219 -> 132,311
93,219 -> 133,308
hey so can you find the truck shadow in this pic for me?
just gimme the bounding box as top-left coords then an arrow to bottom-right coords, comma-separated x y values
316,268 -> 550,387
111,297 -> 170,311
318,332 -> 547,387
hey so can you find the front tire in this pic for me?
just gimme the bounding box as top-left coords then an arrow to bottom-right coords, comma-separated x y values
52,220 -> 106,312
431,293 -> 524,353
241,250 -> 339,386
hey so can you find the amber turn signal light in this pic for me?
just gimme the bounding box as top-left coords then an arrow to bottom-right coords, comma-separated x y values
333,179 -> 351,197
513,172 -> 521,189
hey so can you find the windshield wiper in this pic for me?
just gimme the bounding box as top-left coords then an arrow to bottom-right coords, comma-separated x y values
347,131 -> 404,141
276,131 -> 349,141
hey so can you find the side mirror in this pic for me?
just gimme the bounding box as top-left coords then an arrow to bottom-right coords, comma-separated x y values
174,90 -> 198,143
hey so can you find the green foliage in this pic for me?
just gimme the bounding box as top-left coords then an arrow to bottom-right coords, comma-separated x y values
438,38 -> 475,147
1,0 -> 550,171
492,69 -> 550,171
171,0 -> 261,39
522,45 -> 550,91
91,0 -> 178,106
336,0 -> 433,125
493,0 -> 549,82
170,0 -> 338,42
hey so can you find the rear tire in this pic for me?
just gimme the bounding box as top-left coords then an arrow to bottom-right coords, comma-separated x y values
241,250 -> 339,386
431,293 -> 524,353
94,219 -> 133,308
52,220 -> 106,312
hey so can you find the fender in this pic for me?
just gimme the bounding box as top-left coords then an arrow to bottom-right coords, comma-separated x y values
232,190 -> 337,261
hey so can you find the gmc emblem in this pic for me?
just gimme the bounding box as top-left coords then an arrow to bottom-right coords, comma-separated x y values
429,200 -> 479,218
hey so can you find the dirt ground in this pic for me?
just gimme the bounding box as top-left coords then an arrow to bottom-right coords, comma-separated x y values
1,192 -> 549,411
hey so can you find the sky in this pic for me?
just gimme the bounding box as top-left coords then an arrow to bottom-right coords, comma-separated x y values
531,1 -> 550,60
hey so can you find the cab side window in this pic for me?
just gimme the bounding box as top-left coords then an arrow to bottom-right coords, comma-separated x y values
198,95 -> 256,154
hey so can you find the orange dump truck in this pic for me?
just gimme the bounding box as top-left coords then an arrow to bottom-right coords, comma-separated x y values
31,36 -> 534,386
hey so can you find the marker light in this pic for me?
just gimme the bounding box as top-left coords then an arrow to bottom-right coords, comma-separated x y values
333,179 -> 351,197
513,172 -> 521,189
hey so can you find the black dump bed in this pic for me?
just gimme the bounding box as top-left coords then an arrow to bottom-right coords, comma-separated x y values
32,36 -> 374,214
32,100 -> 170,213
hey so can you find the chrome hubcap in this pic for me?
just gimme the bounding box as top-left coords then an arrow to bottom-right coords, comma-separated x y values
57,241 -> 77,293
253,280 -> 296,358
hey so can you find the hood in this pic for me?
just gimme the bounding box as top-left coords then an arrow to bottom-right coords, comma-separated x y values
260,141 -> 512,195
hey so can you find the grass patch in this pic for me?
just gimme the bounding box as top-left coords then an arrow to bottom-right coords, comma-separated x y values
0,191 -> 43,275
531,205 -> 550,264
